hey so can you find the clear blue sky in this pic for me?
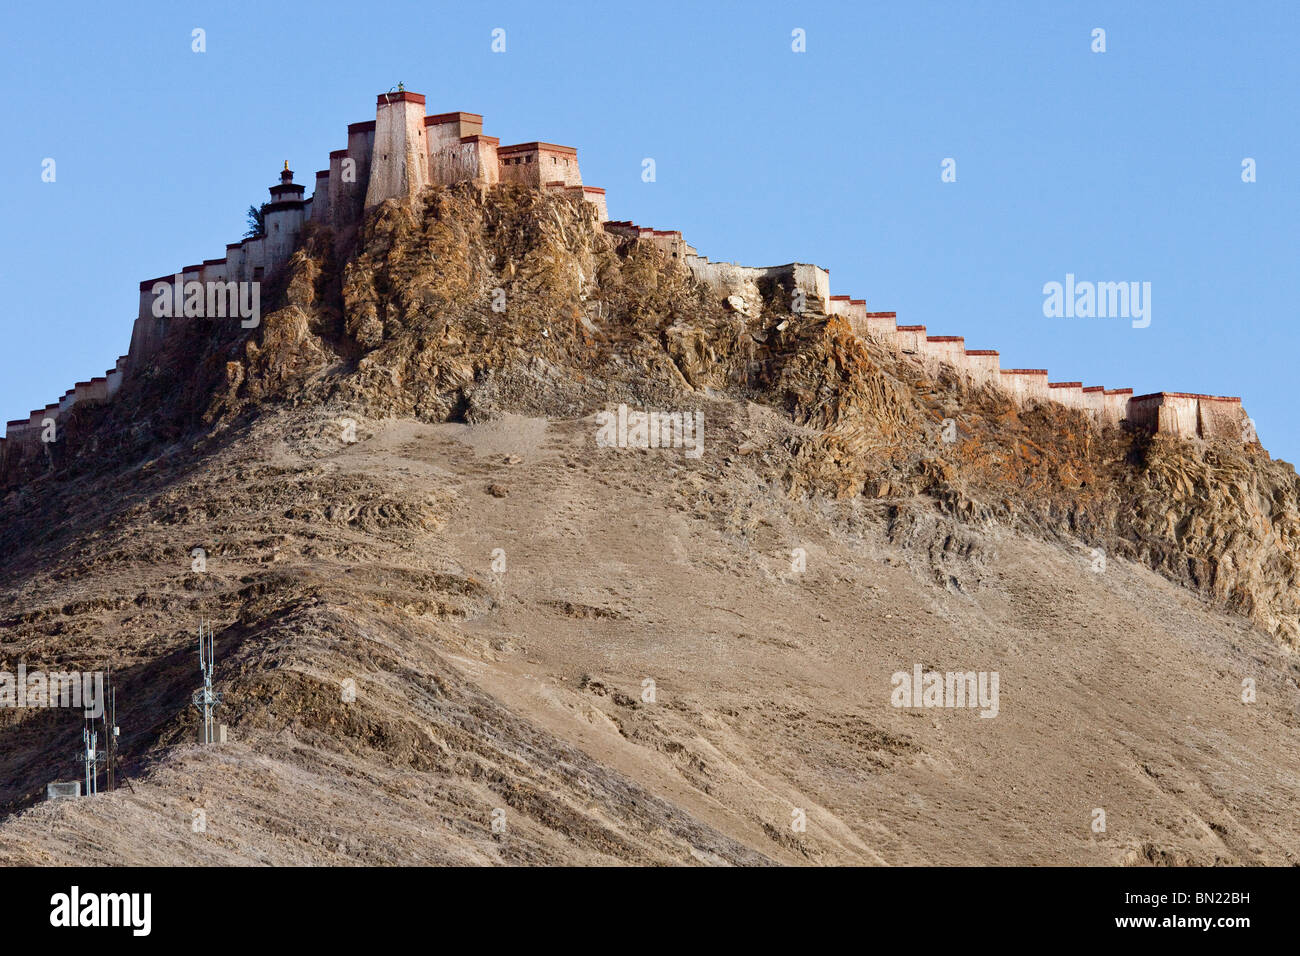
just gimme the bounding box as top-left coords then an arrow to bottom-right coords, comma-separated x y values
2,1 -> 1296,461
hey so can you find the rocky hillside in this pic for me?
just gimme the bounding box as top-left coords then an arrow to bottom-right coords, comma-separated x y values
1,183 -> 1297,864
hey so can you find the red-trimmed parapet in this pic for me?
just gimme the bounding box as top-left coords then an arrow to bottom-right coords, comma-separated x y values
1102,388 -> 1133,425
498,141 -> 582,188
426,110 -> 483,126
1048,381 -> 1086,410
892,325 -> 927,352
1128,392 -> 1244,439
1080,385 -> 1106,417
963,349 -> 1001,385
922,335 -> 965,368
579,186 -> 608,222
425,111 -> 484,148
863,311 -> 897,339
999,368 -> 1050,401
377,91 -> 424,105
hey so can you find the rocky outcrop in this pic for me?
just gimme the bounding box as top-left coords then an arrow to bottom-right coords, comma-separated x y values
5,182 -> 1297,648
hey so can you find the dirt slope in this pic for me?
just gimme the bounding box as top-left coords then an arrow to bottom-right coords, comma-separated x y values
1,184 -> 1297,864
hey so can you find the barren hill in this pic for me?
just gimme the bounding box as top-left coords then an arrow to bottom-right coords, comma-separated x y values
1,185 -> 1298,865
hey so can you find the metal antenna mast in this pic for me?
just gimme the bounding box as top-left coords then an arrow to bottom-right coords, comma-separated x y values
192,620 -> 221,743
82,722 -> 103,796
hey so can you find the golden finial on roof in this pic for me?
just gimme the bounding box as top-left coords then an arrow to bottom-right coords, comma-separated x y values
284,160 -> 290,171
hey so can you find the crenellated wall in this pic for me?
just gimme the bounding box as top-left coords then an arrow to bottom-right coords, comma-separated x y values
964,350 -> 1001,387
613,218 -> 1249,441
4,89 -> 616,465
1,87 -> 1253,466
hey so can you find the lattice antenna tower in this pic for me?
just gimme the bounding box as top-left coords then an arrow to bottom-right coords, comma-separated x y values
81,720 -> 104,796
192,620 -> 221,744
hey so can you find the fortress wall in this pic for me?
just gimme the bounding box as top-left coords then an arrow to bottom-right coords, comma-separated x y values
1126,392 -> 1243,441
431,135 -> 500,186
138,276 -> 164,322
1000,369 -> 1049,402
339,122 -> 375,224
1160,395 -> 1201,437
864,311 -> 896,340
539,145 -> 580,187
1198,395 -> 1245,440
964,350 -> 1000,386
497,143 -> 581,189
1081,386 -> 1105,418
225,243 -> 244,283
922,336 -> 965,371
264,205 -> 306,266
891,325 -> 927,354
126,313 -> 163,370
650,229 -> 693,261
792,264 -> 830,313
498,143 -> 542,186
10,90 -> 1258,475
72,377 -> 108,406
846,299 -> 867,330
1129,393 -> 1199,437
131,274 -> 175,364
29,405 -> 56,431
311,170 -> 331,223
581,186 -> 607,222
365,92 -> 430,208
201,258 -> 230,285
472,136 -> 500,186
1127,393 -> 1160,431
752,263 -> 827,313
1048,382 -> 1085,410
327,149 -> 349,228
684,258 -> 765,310
1102,389 -> 1132,426
4,421 -> 29,449
425,112 -> 483,153
242,237 -> 267,278
182,266 -> 203,309
105,355 -> 127,398
678,258 -> 828,315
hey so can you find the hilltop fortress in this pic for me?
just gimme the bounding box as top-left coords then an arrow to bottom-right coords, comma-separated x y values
0,89 -> 1250,469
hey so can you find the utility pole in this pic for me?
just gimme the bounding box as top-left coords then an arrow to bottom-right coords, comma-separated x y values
102,668 -> 118,792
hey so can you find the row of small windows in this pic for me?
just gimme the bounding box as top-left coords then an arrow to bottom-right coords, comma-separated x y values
502,155 -> 570,166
